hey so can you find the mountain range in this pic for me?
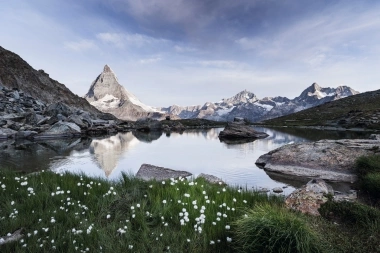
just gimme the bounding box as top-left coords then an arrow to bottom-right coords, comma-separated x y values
84,65 -> 359,122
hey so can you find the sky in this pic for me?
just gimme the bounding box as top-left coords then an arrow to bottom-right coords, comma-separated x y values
1,0 -> 380,107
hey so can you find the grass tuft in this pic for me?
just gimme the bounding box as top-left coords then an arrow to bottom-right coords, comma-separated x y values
232,203 -> 322,253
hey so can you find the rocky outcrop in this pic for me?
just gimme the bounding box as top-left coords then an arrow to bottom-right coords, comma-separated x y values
197,173 -> 226,185
256,138 -> 380,182
85,65 -> 164,121
218,123 -> 269,141
136,164 -> 192,181
0,46 -> 100,115
285,179 -> 333,216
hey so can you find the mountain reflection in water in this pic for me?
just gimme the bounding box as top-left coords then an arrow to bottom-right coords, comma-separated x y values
0,127 -> 371,193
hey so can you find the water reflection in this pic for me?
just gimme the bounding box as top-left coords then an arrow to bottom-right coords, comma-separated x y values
90,132 -> 139,177
0,127 -> 368,192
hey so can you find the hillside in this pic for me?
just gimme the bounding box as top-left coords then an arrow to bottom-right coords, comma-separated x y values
0,46 -> 100,115
259,89 -> 380,130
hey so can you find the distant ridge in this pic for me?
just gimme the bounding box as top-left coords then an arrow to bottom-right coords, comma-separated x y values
260,89 -> 380,130
160,83 -> 359,122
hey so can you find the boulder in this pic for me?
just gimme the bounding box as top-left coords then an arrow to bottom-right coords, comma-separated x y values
272,187 -> 284,193
285,179 -> 333,216
15,131 -> 38,139
34,121 -> 81,139
218,122 -> 269,140
135,118 -> 163,131
0,128 -> 16,139
197,173 -> 226,185
136,164 -> 192,181
24,111 -> 39,126
45,102 -> 73,117
256,138 -> 380,182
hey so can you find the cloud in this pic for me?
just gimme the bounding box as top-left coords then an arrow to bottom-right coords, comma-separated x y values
139,57 -> 161,64
174,45 -> 198,53
64,39 -> 98,52
96,32 -> 168,48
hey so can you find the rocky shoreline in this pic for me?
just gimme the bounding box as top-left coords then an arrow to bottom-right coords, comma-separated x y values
256,135 -> 380,182
0,86 -> 224,141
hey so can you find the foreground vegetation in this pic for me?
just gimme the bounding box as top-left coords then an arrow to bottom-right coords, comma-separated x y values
0,169 -> 379,252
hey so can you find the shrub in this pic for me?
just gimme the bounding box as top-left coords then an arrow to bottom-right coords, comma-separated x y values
233,204 -> 322,253
355,154 -> 380,177
319,200 -> 380,228
361,173 -> 380,198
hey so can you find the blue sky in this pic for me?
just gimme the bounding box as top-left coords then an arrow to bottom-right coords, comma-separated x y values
1,0 -> 380,106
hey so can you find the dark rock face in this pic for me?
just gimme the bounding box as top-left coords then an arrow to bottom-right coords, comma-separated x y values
136,164 -> 192,181
218,123 -> 269,141
256,138 -> 380,182
0,46 -> 100,115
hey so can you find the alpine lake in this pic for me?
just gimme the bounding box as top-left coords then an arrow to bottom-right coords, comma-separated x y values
0,126 -> 372,195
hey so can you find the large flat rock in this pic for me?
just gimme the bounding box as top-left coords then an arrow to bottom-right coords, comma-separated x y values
218,123 -> 269,140
256,138 -> 380,182
136,164 -> 192,181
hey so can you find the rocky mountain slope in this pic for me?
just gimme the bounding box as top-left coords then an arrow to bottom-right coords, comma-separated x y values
0,46 -> 100,115
160,83 -> 359,122
259,89 -> 380,130
85,65 -> 163,121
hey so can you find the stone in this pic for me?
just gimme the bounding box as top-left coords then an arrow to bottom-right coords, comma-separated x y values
256,138 -> 380,182
34,121 -> 81,139
24,111 -> 39,126
197,173 -> 226,185
218,122 -> 269,140
0,128 -> 16,139
272,187 -> 283,193
135,118 -> 163,131
136,164 -> 192,181
15,130 -> 38,139
285,179 -> 333,216
45,102 -> 73,117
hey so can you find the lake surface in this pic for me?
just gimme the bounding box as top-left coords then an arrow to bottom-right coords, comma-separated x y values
0,127 -> 371,194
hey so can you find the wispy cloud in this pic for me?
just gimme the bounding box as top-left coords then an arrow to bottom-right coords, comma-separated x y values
96,32 -> 168,48
139,57 -> 161,64
64,39 -> 98,52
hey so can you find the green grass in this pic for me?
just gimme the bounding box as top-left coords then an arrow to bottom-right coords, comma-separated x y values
2,169 -> 380,253
232,204 -> 323,253
355,154 -> 380,200
0,170 -> 282,252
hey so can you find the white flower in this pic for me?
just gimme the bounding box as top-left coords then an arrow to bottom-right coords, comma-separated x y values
128,245 -> 133,249
223,214 -> 227,218
106,214 -> 111,219
225,225 -> 230,230
212,222 -> 216,225
233,198 -> 236,202
131,206 -> 135,210
210,240 -> 215,245
1,184 -> 5,189
243,200 -> 247,203
51,218 -> 56,223
187,239 -> 191,242
136,204 -> 140,208
20,181 -> 28,186
162,200 -> 167,204
217,212 -> 221,216
184,193 -> 190,198
227,237 -> 232,242
202,191 -> 206,194
11,201 -> 14,205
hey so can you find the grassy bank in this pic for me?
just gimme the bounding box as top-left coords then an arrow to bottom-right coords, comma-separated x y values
1,170 -> 379,252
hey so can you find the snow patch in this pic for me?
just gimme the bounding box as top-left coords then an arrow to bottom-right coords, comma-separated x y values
255,103 -> 274,111
216,106 -> 235,116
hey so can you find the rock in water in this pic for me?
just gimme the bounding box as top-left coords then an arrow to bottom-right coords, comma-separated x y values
285,179 -> 333,216
34,122 -> 81,139
218,123 -> 269,141
197,173 -> 226,185
136,164 -> 192,181
256,138 -> 380,182
84,65 -> 163,121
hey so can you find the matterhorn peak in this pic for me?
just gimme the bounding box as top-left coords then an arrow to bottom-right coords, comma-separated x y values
103,64 -> 112,73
